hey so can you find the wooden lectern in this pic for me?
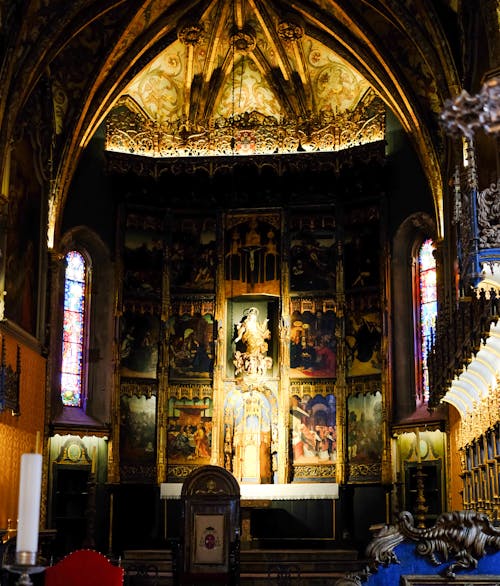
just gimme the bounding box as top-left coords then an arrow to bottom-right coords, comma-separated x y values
178,465 -> 240,586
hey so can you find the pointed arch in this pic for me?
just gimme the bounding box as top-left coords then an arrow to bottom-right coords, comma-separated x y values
392,212 -> 436,420
416,238 -> 437,404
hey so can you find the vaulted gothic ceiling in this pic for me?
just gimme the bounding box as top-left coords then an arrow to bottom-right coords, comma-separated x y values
105,1 -> 382,157
0,0 -> 465,242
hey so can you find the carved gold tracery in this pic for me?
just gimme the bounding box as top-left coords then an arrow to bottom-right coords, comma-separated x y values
106,94 -> 385,158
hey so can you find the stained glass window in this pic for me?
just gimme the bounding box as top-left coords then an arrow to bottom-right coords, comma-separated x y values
418,239 -> 437,402
61,251 -> 86,407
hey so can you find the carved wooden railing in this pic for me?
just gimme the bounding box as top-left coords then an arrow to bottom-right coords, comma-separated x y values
427,287 -> 499,410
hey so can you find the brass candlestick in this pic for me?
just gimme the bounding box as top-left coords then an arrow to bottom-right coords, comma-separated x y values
414,463 -> 428,529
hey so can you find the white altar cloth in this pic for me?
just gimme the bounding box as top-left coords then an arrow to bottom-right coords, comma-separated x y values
160,482 -> 338,500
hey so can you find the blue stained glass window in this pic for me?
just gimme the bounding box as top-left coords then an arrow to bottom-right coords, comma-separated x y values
61,251 -> 86,407
418,239 -> 437,402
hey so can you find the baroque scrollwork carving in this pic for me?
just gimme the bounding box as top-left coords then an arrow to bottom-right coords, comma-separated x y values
477,179 -> 500,248
292,464 -> 336,478
348,463 -> 381,479
366,510 -> 500,578
440,76 -> 500,137
167,464 -> 196,479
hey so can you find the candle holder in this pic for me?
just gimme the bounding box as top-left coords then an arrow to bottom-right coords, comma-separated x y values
4,551 -> 45,585
414,463 -> 428,529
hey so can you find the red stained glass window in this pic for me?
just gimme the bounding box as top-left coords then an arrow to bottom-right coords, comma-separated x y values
418,239 -> 437,402
61,251 -> 86,407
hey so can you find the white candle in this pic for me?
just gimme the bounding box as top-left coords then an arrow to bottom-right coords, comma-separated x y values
16,453 -> 43,556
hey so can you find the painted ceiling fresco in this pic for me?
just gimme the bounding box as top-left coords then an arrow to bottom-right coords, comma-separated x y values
105,2 -> 380,157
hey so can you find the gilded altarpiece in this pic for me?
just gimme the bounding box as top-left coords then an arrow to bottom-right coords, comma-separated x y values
169,216 -> 216,294
122,210 -> 165,302
112,200 -> 389,487
288,210 -> 339,482
347,382 -> 383,482
224,212 -> 281,298
117,208 -> 165,482
167,299 -> 215,380
166,384 -> 214,481
165,214 -> 217,480
220,212 -> 283,483
343,203 -> 386,483
289,212 -> 336,293
289,386 -> 337,481
289,298 -> 337,379
119,382 -> 158,482
223,382 -> 279,484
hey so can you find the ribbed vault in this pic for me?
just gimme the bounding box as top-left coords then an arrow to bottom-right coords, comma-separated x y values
0,0 -> 461,245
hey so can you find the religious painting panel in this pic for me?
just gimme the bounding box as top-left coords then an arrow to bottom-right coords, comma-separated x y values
169,216 -> 217,293
343,203 -> 380,292
168,299 -> 215,380
227,298 -> 278,379
290,391 -> 337,481
224,212 -> 281,297
167,395 -> 213,466
223,382 -> 279,484
289,298 -> 337,378
122,210 -> 164,302
347,389 -> 383,481
119,384 -> 157,482
5,151 -> 40,335
345,292 -> 382,377
120,308 -> 160,379
289,212 -> 336,292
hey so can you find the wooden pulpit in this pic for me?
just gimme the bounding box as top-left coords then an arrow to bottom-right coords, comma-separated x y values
178,465 -> 240,586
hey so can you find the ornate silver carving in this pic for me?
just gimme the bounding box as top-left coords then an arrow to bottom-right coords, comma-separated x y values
441,76 -> 500,137
477,179 -> 500,248
366,510 -> 500,578
482,76 -> 500,134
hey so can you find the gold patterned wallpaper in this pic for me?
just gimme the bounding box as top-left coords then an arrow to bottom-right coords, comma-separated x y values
0,331 -> 46,528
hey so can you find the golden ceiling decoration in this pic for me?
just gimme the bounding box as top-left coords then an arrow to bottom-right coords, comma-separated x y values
106,91 -> 384,157
105,2 -> 383,158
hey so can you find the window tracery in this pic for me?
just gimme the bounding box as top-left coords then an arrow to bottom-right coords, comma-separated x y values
60,251 -> 87,407
417,239 -> 437,404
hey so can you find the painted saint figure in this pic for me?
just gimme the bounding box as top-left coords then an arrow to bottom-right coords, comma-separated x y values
233,307 -> 272,376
